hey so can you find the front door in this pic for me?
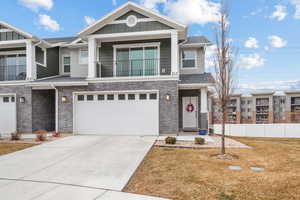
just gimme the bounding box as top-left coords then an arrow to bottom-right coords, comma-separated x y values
182,97 -> 198,131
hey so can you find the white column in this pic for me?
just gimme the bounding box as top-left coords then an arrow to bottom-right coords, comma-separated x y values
88,37 -> 97,79
26,40 -> 36,80
201,87 -> 208,113
171,30 -> 179,75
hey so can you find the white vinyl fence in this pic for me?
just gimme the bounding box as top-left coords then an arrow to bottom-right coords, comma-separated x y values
213,124 -> 300,138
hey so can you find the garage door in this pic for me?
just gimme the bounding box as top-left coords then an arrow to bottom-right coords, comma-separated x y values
74,91 -> 159,135
0,94 -> 16,134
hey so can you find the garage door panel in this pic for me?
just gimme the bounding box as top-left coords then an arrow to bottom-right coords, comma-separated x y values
0,95 -> 16,134
74,92 -> 159,135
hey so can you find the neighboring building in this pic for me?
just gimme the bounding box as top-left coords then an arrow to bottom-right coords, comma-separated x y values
210,91 -> 300,124
0,2 -> 214,135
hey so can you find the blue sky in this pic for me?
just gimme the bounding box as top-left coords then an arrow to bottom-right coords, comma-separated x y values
0,0 -> 300,92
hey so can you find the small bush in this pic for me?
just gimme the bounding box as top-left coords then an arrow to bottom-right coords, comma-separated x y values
52,132 -> 61,137
36,133 -> 47,142
195,137 -> 205,145
165,136 -> 176,144
11,132 -> 21,141
219,192 -> 235,200
35,130 -> 48,135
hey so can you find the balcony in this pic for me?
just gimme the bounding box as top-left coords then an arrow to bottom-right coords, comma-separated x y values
97,58 -> 166,78
0,65 -> 26,81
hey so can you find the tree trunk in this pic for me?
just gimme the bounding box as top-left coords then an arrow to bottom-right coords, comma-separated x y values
221,111 -> 226,155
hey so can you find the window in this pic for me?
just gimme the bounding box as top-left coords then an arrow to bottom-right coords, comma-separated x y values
149,93 -> 157,100
79,49 -> 88,65
115,43 -> 159,77
128,94 -> 135,100
36,46 -> 46,66
11,97 -> 15,102
107,94 -> 114,100
182,50 -> 196,68
139,94 -> 147,100
87,95 -> 94,101
247,100 -> 252,104
98,95 -> 105,101
3,97 -> 9,103
77,95 -> 84,101
118,94 -> 125,100
63,56 -> 71,73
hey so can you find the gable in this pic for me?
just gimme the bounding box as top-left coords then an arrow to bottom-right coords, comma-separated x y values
0,24 -> 27,41
78,2 -> 186,37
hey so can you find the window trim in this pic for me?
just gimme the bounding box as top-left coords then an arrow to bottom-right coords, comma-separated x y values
36,47 -> 47,68
62,55 -> 71,75
79,48 -> 88,65
181,49 -> 197,69
113,42 -> 160,77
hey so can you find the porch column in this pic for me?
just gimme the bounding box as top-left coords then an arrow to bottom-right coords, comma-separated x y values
201,87 -> 208,113
26,40 -> 36,80
171,30 -> 179,75
88,37 -> 97,79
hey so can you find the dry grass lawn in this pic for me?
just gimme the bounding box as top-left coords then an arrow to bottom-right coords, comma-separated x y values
0,143 -> 36,156
124,137 -> 300,200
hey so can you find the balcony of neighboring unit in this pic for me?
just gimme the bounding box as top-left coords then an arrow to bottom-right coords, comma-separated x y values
0,55 -> 26,81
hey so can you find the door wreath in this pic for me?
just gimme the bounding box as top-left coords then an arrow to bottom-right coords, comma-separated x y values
186,103 -> 195,112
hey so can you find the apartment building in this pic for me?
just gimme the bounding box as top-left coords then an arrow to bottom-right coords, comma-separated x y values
210,91 -> 300,124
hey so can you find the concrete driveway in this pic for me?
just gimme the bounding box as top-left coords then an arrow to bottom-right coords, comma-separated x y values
0,136 -> 168,200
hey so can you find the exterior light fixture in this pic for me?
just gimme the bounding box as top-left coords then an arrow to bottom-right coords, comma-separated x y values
165,94 -> 171,101
61,96 -> 68,103
19,97 -> 25,103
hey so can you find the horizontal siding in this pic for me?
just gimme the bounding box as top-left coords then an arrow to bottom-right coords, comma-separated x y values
93,21 -> 173,34
37,47 -> 59,79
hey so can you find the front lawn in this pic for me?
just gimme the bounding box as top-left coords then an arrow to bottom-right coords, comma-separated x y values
0,143 -> 36,156
124,137 -> 300,200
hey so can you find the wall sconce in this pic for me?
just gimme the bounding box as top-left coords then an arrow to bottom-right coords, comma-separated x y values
19,97 -> 25,103
165,94 -> 171,101
61,96 -> 68,103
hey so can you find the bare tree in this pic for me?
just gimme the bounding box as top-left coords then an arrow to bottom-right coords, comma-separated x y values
213,1 -> 236,155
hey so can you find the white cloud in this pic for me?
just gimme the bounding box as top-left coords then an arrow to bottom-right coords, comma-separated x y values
112,0 -> 117,6
245,37 -> 259,49
268,35 -> 287,48
38,14 -> 60,32
270,5 -> 287,21
239,53 -> 265,69
140,0 -> 221,25
19,0 -> 53,11
84,16 -> 96,26
290,0 -> 300,19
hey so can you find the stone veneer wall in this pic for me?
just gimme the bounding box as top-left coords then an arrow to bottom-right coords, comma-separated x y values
57,80 -> 179,135
0,85 -> 32,132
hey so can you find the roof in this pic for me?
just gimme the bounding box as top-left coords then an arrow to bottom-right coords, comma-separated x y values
179,73 -> 215,85
0,20 -> 36,40
29,76 -> 88,87
43,37 -> 78,45
180,36 -> 212,46
78,1 -> 187,37
251,92 -> 275,96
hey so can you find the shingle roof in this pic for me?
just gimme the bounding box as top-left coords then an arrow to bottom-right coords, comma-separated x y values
34,76 -> 87,83
179,73 -> 215,84
43,37 -> 78,44
181,36 -> 212,46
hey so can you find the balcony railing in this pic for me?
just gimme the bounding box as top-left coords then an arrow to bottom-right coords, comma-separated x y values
0,65 -> 26,81
97,58 -> 167,78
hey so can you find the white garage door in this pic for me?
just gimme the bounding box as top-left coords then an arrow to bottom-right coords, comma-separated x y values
0,94 -> 16,134
74,91 -> 159,135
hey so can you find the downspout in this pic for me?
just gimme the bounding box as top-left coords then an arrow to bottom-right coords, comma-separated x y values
51,84 -> 59,133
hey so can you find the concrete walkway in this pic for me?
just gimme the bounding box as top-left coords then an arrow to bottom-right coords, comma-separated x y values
0,136 -> 169,200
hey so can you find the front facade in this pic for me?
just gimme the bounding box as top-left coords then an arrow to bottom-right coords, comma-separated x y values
0,2 -> 214,136
210,91 -> 300,125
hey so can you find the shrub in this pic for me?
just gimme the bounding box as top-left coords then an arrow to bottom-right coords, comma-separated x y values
195,137 -> 205,145
52,132 -> 61,137
165,136 -> 176,144
11,132 -> 21,141
36,133 -> 47,142
35,130 -> 48,135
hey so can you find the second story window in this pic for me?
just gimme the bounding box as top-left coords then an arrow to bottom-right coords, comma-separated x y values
63,56 -> 71,74
79,49 -> 88,65
182,50 -> 197,68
